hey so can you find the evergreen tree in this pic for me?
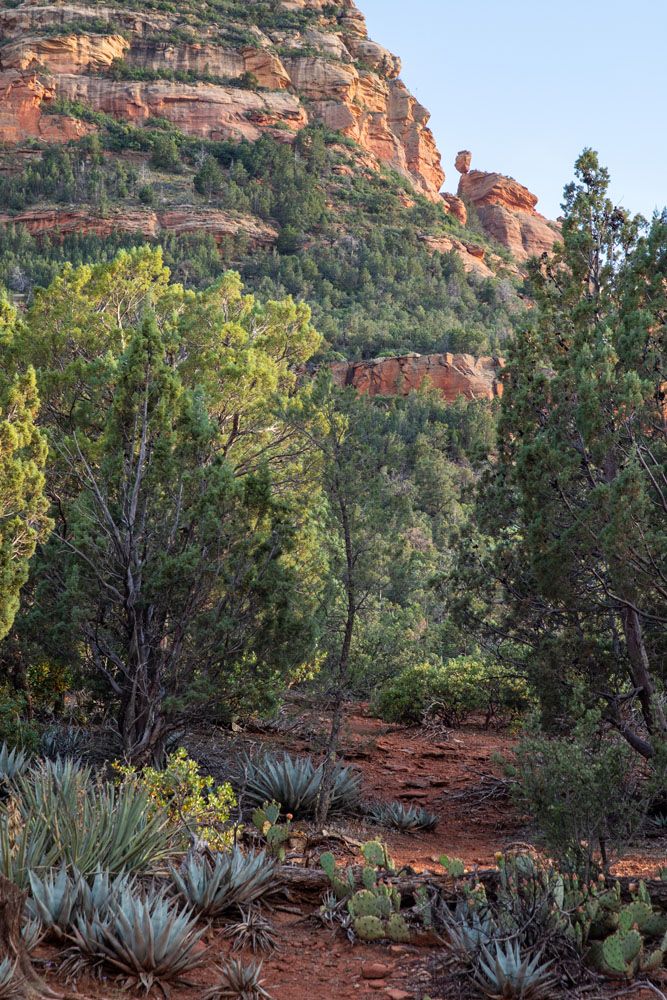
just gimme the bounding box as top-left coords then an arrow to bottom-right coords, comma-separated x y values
0,297 -> 51,641
457,151 -> 667,759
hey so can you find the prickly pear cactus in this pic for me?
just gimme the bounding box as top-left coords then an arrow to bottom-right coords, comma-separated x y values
361,841 -> 393,871
353,915 -> 385,941
600,928 -> 642,976
386,913 -> 411,943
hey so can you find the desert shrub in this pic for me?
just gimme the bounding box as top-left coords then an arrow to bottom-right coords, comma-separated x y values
373,657 -> 531,727
113,748 -> 236,850
508,713 -> 646,875
0,687 -> 40,752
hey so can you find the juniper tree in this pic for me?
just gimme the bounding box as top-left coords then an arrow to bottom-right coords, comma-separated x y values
455,151 -> 667,759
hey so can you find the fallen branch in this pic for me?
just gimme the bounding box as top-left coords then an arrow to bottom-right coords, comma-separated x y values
275,863 -> 667,908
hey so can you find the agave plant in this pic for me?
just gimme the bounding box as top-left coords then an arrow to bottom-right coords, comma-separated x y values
202,959 -> 273,999
366,800 -> 438,832
441,900 -> 498,957
476,941 -> 555,999
77,868 -> 139,920
4,758 -> 175,884
66,888 -> 206,993
0,744 -> 29,787
27,866 -> 81,939
40,725 -> 85,760
0,959 -> 22,1000
240,752 -> 360,817
224,906 -> 278,953
21,915 -> 44,954
171,848 -> 276,918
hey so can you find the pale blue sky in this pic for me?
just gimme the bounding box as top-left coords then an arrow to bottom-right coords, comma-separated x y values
361,0 -> 666,220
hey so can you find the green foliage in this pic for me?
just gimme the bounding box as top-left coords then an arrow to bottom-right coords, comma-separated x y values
240,752 -> 360,818
113,749 -> 236,850
0,143 -> 138,212
6,250 -> 324,755
374,657 -> 531,727
150,132 -> 182,171
0,320 -> 51,641
456,151 -> 667,765
171,849 -> 276,918
509,714 -> 645,874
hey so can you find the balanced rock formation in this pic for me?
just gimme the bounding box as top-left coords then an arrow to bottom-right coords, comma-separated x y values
331,352 -> 503,402
456,153 -> 559,261
0,0 -> 444,198
455,149 -> 472,175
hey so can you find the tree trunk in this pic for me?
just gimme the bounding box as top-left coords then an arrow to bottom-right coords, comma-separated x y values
614,604 -> 667,759
316,495 -> 355,827
0,875 -> 56,998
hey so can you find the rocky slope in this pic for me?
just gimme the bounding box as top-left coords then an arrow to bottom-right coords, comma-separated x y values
0,0 -> 444,198
331,352 -> 503,402
0,0 -> 562,399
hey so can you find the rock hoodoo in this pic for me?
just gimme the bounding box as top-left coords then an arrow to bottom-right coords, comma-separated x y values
455,149 -> 472,175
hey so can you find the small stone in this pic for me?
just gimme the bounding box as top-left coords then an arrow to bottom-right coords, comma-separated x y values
368,982 -> 386,991
386,991 -> 411,1000
362,963 -> 393,980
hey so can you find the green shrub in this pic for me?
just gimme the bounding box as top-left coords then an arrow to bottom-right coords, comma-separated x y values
0,687 -> 40,752
113,748 -> 236,851
373,657 -> 531,727
509,713 -> 646,875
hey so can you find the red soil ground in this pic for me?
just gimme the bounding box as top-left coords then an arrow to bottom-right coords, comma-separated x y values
40,706 -> 667,1000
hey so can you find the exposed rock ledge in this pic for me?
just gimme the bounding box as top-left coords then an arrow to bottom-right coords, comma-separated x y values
331,352 -> 503,402
0,207 -> 278,246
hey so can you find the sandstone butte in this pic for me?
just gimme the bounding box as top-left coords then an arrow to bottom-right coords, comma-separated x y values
0,0 -> 444,199
330,353 -> 504,403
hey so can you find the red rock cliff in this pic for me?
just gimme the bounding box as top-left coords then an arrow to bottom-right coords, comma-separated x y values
0,0 -> 444,199
331,352 -> 503,402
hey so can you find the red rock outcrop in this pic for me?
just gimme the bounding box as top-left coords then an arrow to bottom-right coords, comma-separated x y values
0,207 -> 278,246
457,155 -> 559,261
0,0 -> 445,199
55,75 -> 307,140
331,352 -> 503,402
0,33 -> 131,74
441,193 -> 467,226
